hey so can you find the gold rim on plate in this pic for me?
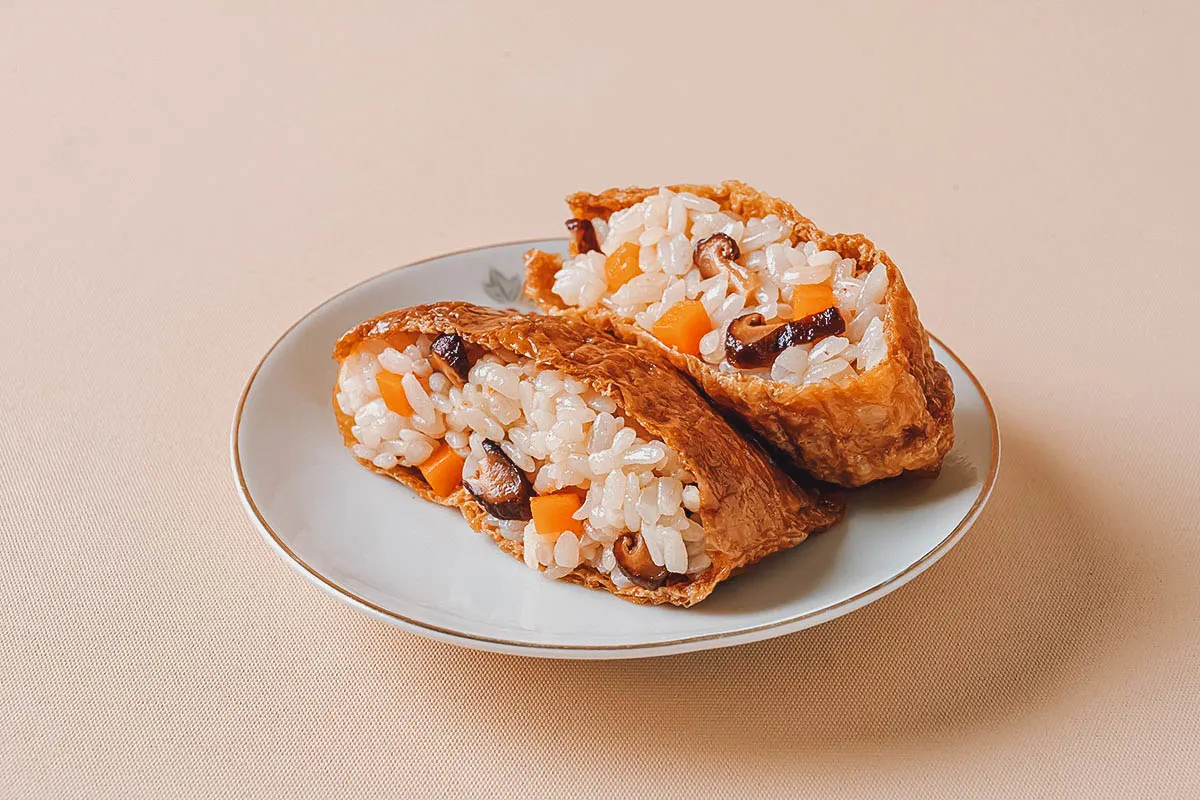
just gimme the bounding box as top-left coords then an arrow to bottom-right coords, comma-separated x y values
230,238 -> 1001,655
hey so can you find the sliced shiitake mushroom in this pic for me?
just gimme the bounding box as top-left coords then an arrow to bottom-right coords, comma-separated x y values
693,232 -> 757,293
724,307 -> 846,369
465,440 -> 533,521
693,232 -> 740,277
613,532 -> 669,589
565,218 -> 600,254
429,333 -> 471,387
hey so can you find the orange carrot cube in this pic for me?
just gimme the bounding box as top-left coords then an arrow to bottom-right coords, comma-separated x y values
604,242 -> 642,291
530,492 -> 586,539
384,331 -> 418,352
652,299 -> 712,357
375,371 -> 414,416
419,445 -> 465,497
791,284 -> 836,320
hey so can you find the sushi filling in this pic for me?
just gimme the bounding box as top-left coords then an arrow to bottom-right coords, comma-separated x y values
552,188 -> 890,388
336,334 -> 709,587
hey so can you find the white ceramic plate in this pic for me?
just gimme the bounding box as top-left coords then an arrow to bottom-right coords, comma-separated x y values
231,240 -> 999,659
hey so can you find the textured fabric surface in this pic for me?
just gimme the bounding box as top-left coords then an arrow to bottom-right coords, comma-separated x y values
1,2 -> 1198,797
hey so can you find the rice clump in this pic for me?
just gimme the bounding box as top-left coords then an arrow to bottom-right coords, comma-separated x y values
336,336 -> 709,585
552,187 -> 889,388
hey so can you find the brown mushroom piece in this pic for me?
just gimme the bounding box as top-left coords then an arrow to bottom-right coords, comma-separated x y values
565,218 -> 600,254
724,307 -> 847,369
429,332 -> 471,387
465,440 -> 533,521
693,232 -> 757,293
612,532 -> 670,589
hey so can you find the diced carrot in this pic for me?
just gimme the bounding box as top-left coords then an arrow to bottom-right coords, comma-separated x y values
791,283 -> 836,320
384,331 -> 418,352
530,491 -> 586,539
375,371 -> 414,416
604,242 -> 641,291
419,445 -> 465,497
652,299 -> 712,356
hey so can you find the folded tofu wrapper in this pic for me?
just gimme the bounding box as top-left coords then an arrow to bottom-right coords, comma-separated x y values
524,181 -> 955,487
333,302 -> 844,607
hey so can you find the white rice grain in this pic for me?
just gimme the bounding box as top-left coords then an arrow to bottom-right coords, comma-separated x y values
554,532 -> 581,569
804,357 -> 853,385
809,336 -> 850,364
662,528 -> 688,574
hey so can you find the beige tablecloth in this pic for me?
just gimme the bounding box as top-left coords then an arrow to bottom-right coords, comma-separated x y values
2,2 -> 1198,797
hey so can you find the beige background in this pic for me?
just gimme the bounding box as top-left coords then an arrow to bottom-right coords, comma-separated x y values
2,1 -> 1198,797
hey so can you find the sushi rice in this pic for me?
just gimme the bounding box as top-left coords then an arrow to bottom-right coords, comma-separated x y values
336,337 -> 708,585
552,187 -> 890,388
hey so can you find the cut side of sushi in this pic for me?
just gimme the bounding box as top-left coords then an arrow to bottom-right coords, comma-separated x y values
333,302 -> 844,607
524,181 -> 955,487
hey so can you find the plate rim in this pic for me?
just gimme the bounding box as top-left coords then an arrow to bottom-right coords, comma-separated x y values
230,238 -> 1001,658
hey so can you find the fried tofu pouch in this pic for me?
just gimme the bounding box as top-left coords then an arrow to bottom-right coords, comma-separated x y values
333,302 -> 843,607
524,181 -> 955,487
